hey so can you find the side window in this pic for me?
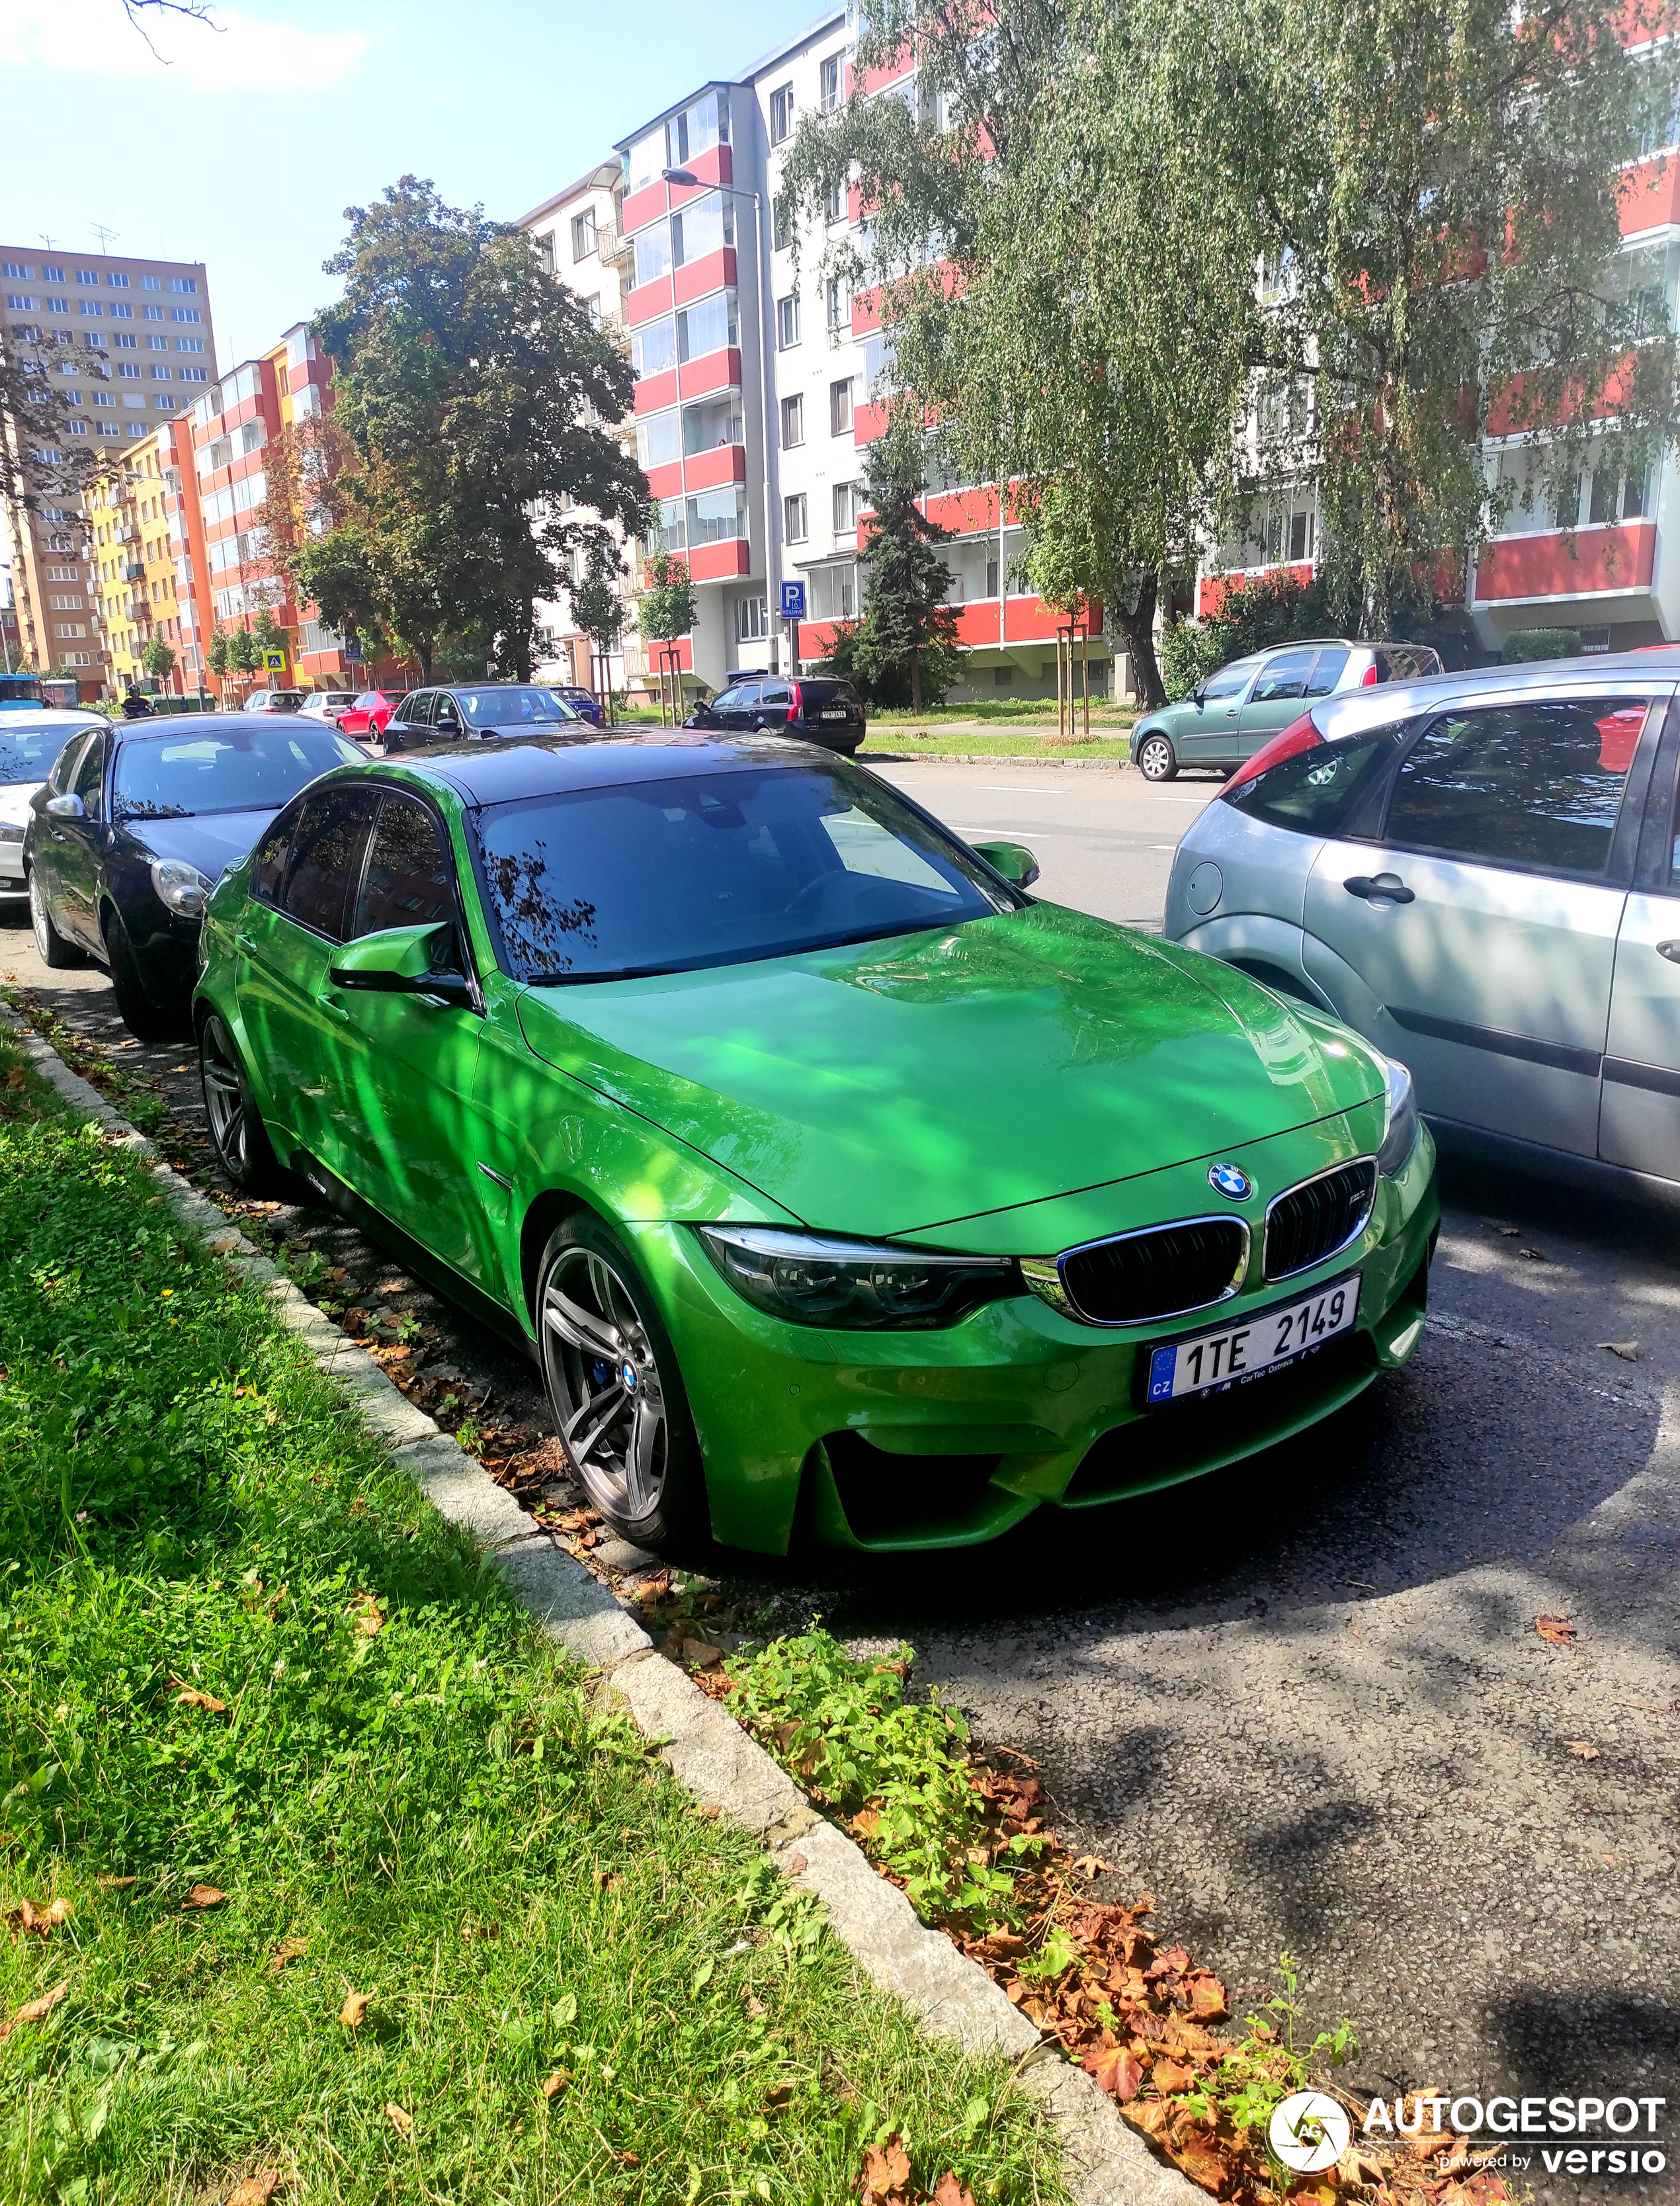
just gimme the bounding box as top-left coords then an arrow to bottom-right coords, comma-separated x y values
1201,661 -> 1255,702
251,802 -> 302,904
72,730 -> 108,817
710,687 -> 742,712
1251,650 -> 1316,704
397,693 -> 431,728
759,681 -> 792,706
1228,726 -> 1407,837
48,732 -> 91,795
432,693 -> 463,734
278,788 -> 378,942
352,795 -> 458,942
1384,697 -> 1648,878
1304,648 -> 1349,698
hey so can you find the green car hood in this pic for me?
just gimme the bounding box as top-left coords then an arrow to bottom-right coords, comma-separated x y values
515,902 -> 1383,1240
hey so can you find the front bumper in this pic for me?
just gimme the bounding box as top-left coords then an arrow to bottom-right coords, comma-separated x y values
630,1118 -> 1439,1554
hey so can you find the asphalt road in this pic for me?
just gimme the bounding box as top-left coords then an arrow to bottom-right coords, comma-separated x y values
5,761 -> 1677,2202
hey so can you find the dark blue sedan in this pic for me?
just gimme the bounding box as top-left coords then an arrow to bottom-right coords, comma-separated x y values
26,713 -> 360,1038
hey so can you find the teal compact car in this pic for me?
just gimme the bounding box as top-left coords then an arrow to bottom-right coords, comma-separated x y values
1131,639 -> 1443,781
192,733 -> 1438,1558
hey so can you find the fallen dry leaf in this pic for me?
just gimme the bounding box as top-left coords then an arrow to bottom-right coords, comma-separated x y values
270,1937 -> 307,1972
1087,2044 -> 1144,2101
540,2068 -> 570,2101
1595,1340 -> 1643,1361
96,1875 -> 137,1890
6,1897 -> 73,1938
933,2178 -> 979,2206
788,1852 -> 808,1875
224,2173 -> 283,2206
1152,2057 -> 1196,2094
764,2080 -> 795,2112
181,1884 -> 226,1911
349,1594 -> 384,1637
862,2135 -> 913,2204
171,1676 -> 228,1714
1481,1218 -> 1520,1236
743,1990 -> 766,2018
340,1990 -> 370,2028
1565,1739 -> 1601,1760
609,2147 -> 640,2166
0,1980 -> 69,2042
1517,1246 -> 1548,1262
1073,1853 -> 1114,1877
1534,1615 -> 1578,1647
682,1638 -> 723,1669
385,2103 -> 413,2139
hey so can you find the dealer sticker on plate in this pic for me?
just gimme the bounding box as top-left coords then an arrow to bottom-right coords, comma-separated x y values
1147,1274 -> 1361,1404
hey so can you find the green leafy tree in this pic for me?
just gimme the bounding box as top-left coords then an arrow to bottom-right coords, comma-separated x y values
249,606 -> 286,659
312,176 -> 648,681
230,628 -> 263,680
206,625 -> 231,681
140,637 -> 177,685
569,546 -> 627,722
849,414 -> 962,712
637,551 -> 698,720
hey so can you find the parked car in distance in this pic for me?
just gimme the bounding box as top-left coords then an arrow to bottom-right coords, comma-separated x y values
0,709 -> 107,904
376,683 -> 582,753
1163,647 -> 1680,1189
1131,640 -> 1445,781
26,713 -> 362,1039
545,684 -> 604,727
243,689 -> 308,714
192,730 -> 1435,1560
685,675 -> 866,755
300,691 -> 358,723
337,689 -> 411,742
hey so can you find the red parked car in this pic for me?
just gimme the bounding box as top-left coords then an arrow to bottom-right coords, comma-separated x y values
336,688 -> 409,741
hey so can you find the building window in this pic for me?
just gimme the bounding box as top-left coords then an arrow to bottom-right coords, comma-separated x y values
737,594 -> 768,642
114,333 -> 137,349
819,54 -> 841,110
826,277 -> 849,332
809,560 -> 857,619
171,307 -> 201,324
780,393 -> 804,448
986,557 -> 1000,597
777,293 -> 801,349
76,269 -> 99,286
107,271 -> 130,289
177,338 -> 204,355
829,377 -> 853,435
43,296 -> 67,314
169,277 -> 197,294
583,294 -> 601,326
140,275 -> 160,291
832,480 -> 859,530
179,366 -> 208,381
825,177 -> 845,224
769,83 -> 794,144
784,492 -> 808,542
143,304 -> 164,321
773,202 -> 792,252
1,261 -> 32,278
572,208 -> 599,261
41,264 -> 63,282
632,319 -> 677,380
118,362 -> 140,378
3,293 -> 34,311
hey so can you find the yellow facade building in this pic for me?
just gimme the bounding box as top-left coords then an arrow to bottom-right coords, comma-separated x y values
87,429 -> 194,695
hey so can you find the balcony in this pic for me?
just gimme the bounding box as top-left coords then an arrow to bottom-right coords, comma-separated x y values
598,223 -> 634,267
124,563 -> 143,581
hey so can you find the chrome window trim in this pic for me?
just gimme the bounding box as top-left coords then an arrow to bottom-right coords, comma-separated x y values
1023,1214 -> 1252,1329
1261,1156 -> 1378,1284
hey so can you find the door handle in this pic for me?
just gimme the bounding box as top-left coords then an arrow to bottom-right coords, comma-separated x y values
317,991 -> 351,1025
234,929 -> 257,955
1656,941 -> 1680,963
1345,873 -> 1415,905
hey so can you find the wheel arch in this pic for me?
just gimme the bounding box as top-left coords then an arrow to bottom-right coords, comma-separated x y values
519,1187 -> 599,1319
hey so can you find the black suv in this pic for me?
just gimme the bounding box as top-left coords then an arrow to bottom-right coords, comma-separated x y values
685,676 -> 866,755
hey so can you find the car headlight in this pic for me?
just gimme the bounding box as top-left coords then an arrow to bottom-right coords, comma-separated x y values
1375,1054 -> 1419,1177
695,1224 -> 1017,1330
149,857 -> 214,917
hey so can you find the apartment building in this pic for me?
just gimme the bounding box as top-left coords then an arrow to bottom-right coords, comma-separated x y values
1,243 -> 215,687
519,162 -> 647,693
86,420 -> 209,695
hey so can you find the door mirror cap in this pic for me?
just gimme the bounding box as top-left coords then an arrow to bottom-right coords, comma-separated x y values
972,838 -> 1040,890
45,792 -> 86,820
330,923 -> 473,1007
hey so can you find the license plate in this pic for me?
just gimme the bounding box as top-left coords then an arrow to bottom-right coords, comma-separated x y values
819,709 -> 850,720
1146,1274 -> 1361,1404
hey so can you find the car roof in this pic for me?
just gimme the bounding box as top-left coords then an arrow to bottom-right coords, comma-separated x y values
114,712 -> 346,741
1310,642 -> 1680,742
0,708 -> 106,730
343,730 -> 838,806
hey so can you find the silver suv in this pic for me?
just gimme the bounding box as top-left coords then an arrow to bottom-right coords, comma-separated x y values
1163,647 -> 1680,1184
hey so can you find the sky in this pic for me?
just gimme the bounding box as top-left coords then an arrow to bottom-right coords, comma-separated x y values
0,0 -> 822,370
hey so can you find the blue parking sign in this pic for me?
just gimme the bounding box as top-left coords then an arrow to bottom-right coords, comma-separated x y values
779,579 -> 806,619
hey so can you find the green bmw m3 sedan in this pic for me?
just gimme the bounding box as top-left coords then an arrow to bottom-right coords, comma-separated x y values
192,734 -> 1438,1557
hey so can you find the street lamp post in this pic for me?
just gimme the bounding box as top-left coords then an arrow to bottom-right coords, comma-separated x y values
661,165 -> 782,675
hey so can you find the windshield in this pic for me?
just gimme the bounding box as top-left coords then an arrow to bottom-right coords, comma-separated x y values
0,720 -> 92,786
457,686 -> 576,729
473,760 -> 1019,984
113,726 -> 362,820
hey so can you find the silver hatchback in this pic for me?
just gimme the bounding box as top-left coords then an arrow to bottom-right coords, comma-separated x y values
1163,648 -> 1680,1187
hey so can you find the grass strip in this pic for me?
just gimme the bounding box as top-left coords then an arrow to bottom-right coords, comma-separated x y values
681,1627 -> 1514,2206
859,734 -> 1137,761
0,1040 -> 1063,2206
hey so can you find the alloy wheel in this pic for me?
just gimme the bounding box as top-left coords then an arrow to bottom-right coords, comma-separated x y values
1138,734 -> 1176,782
28,872 -> 52,962
541,1246 -> 669,1522
200,1016 -> 251,1177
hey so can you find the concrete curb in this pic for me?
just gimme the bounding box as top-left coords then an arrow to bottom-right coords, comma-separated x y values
3,1005 -> 1198,2206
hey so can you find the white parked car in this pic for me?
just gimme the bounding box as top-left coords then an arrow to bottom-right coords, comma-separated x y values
241,689 -> 306,714
299,690 -> 357,722
0,709 -> 106,902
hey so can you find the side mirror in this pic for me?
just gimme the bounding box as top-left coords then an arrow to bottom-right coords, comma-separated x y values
972,838 -> 1040,890
329,923 -> 474,1009
45,793 -> 86,820
1191,685 -> 1206,707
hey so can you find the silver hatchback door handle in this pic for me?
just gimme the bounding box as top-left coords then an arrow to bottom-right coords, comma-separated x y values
1345,872 -> 1415,905
1656,940 -> 1680,963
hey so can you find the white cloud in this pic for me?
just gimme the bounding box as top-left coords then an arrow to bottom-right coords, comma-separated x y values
0,1 -> 370,93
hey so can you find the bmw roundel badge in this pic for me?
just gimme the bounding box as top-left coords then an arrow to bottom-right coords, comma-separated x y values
1208,1161 -> 1253,1201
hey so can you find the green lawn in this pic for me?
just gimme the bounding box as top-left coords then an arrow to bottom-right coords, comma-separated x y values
0,1044 -> 1062,2205
859,730 -> 1137,761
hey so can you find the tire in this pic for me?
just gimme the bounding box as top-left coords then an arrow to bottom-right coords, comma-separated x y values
28,869 -> 85,969
106,916 -> 181,1042
535,1213 -> 706,1552
199,1009 -> 286,1193
1136,732 -> 1178,782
